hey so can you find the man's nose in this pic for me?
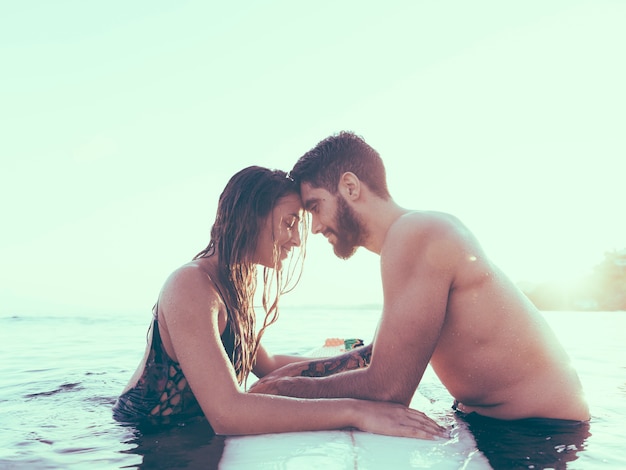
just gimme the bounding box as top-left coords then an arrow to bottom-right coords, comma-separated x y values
310,214 -> 323,234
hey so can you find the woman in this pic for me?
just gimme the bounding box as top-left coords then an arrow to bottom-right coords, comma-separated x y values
114,166 -> 443,438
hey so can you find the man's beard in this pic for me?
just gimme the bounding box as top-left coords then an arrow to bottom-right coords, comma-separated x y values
330,196 -> 368,260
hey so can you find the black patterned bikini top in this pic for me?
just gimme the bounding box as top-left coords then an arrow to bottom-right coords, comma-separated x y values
113,302 -> 238,426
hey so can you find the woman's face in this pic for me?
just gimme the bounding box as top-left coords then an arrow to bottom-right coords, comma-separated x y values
254,193 -> 303,269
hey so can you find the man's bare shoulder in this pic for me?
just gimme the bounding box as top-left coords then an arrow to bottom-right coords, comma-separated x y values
384,211 -> 471,251
381,211 -> 487,283
392,210 -> 465,232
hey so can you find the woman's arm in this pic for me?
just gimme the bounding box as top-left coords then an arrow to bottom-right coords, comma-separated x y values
252,344 -> 311,378
158,265 -> 445,438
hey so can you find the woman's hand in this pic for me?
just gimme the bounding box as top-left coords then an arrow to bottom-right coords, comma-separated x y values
355,400 -> 448,440
250,377 -> 448,439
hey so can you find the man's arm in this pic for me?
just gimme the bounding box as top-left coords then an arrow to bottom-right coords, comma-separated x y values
252,342 -> 347,378
251,343 -> 372,387
250,214 -> 458,404
302,343 -> 372,376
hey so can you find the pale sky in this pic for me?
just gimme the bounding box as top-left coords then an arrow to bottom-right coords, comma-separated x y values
1,1 -> 624,316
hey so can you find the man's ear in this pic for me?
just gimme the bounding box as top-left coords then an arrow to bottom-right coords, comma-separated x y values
339,172 -> 360,200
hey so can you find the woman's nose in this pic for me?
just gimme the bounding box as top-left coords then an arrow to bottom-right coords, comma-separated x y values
291,226 -> 301,247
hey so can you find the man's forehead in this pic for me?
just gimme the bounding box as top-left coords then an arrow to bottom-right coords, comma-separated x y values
300,183 -> 331,209
299,182 -> 316,197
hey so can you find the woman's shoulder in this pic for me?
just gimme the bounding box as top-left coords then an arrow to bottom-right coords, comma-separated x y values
167,256 -> 217,282
160,259 -> 223,307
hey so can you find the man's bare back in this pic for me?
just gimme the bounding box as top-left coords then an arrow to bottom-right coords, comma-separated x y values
405,211 -> 589,420
250,131 -> 589,423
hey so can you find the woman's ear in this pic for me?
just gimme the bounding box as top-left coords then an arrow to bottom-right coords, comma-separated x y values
339,172 -> 360,200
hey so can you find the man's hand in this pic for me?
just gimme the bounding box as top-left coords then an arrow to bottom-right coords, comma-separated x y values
249,359 -> 316,396
249,374 -> 301,396
249,344 -> 373,396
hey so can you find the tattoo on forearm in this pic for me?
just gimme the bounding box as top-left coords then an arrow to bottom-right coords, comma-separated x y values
301,344 -> 372,377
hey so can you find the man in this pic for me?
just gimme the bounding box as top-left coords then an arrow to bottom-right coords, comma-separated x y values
251,131 -> 589,425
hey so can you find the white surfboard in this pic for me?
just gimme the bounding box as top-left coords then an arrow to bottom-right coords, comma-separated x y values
219,340 -> 489,469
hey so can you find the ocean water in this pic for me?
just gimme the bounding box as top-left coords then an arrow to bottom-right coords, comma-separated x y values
1,308 -> 624,469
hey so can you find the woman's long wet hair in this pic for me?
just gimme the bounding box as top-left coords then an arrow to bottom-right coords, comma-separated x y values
194,166 -> 306,385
